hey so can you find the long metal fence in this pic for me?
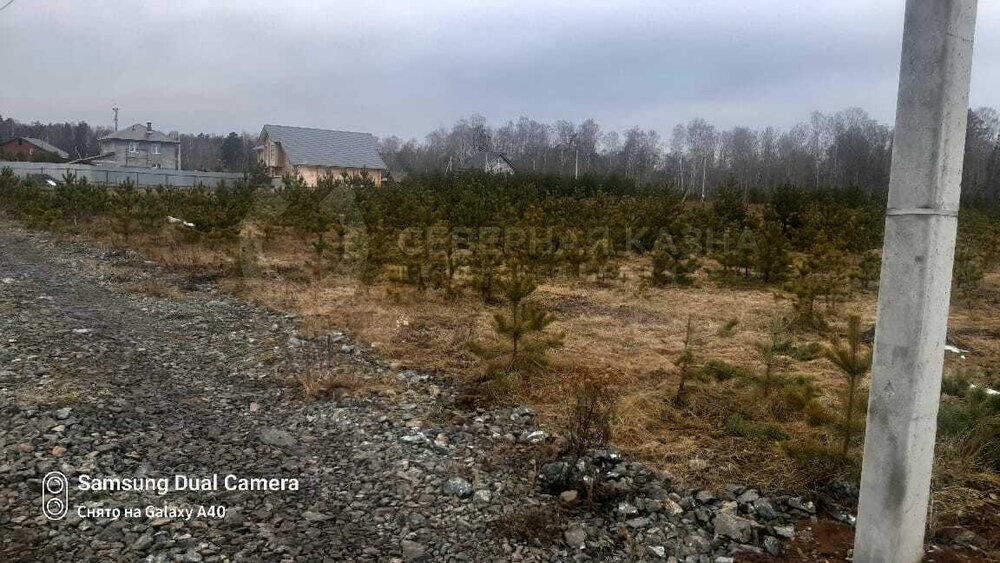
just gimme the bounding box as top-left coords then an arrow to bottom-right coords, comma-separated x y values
0,161 -> 248,188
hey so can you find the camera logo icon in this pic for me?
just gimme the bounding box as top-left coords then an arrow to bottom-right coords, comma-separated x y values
42,471 -> 69,520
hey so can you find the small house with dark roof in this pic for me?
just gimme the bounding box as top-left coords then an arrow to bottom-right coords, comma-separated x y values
98,122 -> 180,169
254,124 -> 388,186
0,137 -> 70,161
453,151 -> 515,175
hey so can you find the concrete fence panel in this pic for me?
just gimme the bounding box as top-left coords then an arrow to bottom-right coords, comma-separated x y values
0,161 -> 249,188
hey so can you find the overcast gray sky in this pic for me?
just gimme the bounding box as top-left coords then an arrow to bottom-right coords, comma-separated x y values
2,1 -> 999,139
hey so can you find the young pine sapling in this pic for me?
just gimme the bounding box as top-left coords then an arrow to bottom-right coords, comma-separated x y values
674,316 -> 697,404
755,317 -> 792,396
467,275 -> 564,383
823,314 -> 872,460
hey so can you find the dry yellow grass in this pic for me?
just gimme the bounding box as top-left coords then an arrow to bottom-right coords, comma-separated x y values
213,249 -> 998,472
220,256 -> 871,484
289,370 -> 396,401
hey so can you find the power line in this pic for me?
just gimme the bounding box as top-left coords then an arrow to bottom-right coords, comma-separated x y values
0,0 -> 15,12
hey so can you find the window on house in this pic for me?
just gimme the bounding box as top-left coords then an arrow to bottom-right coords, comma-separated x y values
151,143 -> 161,155
128,142 -> 138,153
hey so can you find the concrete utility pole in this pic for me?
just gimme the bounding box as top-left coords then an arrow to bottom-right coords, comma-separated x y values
854,2 -> 977,562
700,155 -> 706,201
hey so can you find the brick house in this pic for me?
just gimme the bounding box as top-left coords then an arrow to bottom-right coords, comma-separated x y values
0,137 -> 69,161
254,124 -> 388,186
98,122 -> 180,169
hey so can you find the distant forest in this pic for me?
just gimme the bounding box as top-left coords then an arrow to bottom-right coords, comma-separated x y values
378,108 -> 1000,203
4,107 -> 1000,200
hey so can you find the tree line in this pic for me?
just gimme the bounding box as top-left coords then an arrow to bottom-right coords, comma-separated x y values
378,107 -> 1000,203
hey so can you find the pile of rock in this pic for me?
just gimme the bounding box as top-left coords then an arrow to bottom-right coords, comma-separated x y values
537,449 -> 815,561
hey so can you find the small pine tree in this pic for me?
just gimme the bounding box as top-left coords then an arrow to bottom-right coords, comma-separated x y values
650,233 -> 699,286
109,179 -> 142,243
712,177 -> 748,228
558,238 -> 588,277
675,316 -> 697,404
786,243 -> 851,328
715,246 -> 754,279
467,275 -> 564,382
466,249 -> 503,303
755,317 -> 791,396
427,222 -> 460,296
754,221 -> 791,283
952,247 -> 984,295
769,183 -> 806,237
715,248 -> 742,277
823,315 -> 872,459
586,238 -> 619,280
857,250 -> 881,291
247,188 -> 286,247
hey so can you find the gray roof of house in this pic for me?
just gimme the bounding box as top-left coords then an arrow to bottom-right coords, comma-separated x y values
10,137 -> 69,159
261,124 -> 387,170
99,124 -> 179,143
457,150 -> 514,171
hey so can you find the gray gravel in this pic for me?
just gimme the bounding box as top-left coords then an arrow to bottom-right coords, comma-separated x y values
0,227 -> 810,562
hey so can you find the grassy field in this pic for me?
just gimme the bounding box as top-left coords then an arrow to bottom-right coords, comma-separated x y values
111,226 -> 1000,548
2,170 -> 997,551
